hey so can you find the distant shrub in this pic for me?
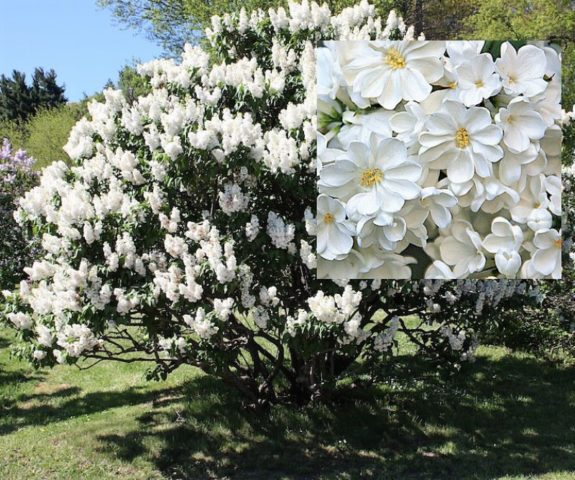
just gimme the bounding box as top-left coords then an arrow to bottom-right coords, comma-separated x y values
0,120 -> 27,151
0,140 -> 38,289
0,104 -> 84,171
24,104 -> 84,169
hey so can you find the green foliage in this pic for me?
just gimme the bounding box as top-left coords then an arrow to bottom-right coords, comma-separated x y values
0,68 -> 66,123
116,64 -> 152,104
0,120 -> 27,151
0,104 -> 84,170
24,104 -> 84,169
483,305 -> 575,362
462,0 -> 574,41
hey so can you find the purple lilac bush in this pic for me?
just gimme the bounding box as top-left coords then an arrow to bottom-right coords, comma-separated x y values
0,139 -> 39,289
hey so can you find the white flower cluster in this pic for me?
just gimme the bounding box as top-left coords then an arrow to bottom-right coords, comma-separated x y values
318,40 -> 562,279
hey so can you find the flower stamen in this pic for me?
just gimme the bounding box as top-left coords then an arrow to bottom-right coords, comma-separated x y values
455,128 -> 470,149
384,48 -> 406,70
554,238 -> 562,249
475,80 -> 484,88
323,212 -> 335,224
360,168 -> 383,188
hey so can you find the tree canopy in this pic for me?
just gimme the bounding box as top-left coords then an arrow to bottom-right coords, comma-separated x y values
97,0 -> 382,53
0,68 -> 67,123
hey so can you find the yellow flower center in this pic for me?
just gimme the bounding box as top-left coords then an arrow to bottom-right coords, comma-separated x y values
323,212 -> 335,224
360,168 -> 383,188
448,81 -> 458,89
475,80 -> 484,88
508,75 -> 517,85
554,238 -> 562,249
384,48 -> 406,70
455,128 -> 470,149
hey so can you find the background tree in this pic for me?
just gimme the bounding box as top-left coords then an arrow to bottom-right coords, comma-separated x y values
408,0 -> 477,39
0,68 -> 67,124
24,104 -> 85,169
115,64 -> 152,104
0,119 -> 28,152
98,0 -> 273,53
98,0 -> 393,53
460,0 -> 575,107
0,104 -> 83,169
0,71 -> 35,123
30,68 -> 67,112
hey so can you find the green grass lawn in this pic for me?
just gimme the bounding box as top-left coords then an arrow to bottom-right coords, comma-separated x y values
1,326 -> 574,480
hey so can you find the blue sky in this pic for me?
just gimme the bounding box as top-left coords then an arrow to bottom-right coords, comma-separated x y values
0,0 -> 164,101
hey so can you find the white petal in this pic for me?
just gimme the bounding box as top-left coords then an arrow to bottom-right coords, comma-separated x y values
447,150 -> 474,183
401,68 -> 432,102
532,248 -> 559,276
495,250 -> 521,278
471,125 -> 503,145
504,126 -> 530,152
385,162 -> 422,182
320,160 -> 357,187
430,205 -> 451,229
383,179 -> 420,199
329,224 -> 353,256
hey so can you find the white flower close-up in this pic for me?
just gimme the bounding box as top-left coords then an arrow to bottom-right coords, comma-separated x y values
317,39 -> 562,279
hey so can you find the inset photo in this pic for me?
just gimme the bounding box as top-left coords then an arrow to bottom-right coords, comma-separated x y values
317,40 -> 562,279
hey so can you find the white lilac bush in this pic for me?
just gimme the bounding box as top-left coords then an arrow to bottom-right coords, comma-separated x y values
1,1 -> 542,405
317,40 -> 562,279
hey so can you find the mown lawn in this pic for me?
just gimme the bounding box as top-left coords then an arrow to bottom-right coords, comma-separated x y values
1,326 -> 574,480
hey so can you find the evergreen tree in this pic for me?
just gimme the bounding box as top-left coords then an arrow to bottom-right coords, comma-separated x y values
0,68 -> 67,123
0,70 -> 34,123
31,68 -> 67,111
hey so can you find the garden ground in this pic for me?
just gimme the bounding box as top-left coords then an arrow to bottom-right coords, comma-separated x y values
1,326 -> 574,480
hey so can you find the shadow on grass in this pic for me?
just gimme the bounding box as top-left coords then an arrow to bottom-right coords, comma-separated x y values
94,352 -> 575,480
0,382 -> 184,436
0,328 -> 187,437
2,328 -> 573,479
0,336 -> 12,350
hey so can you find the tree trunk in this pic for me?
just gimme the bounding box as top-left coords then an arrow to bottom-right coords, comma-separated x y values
415,0 -> 424,36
